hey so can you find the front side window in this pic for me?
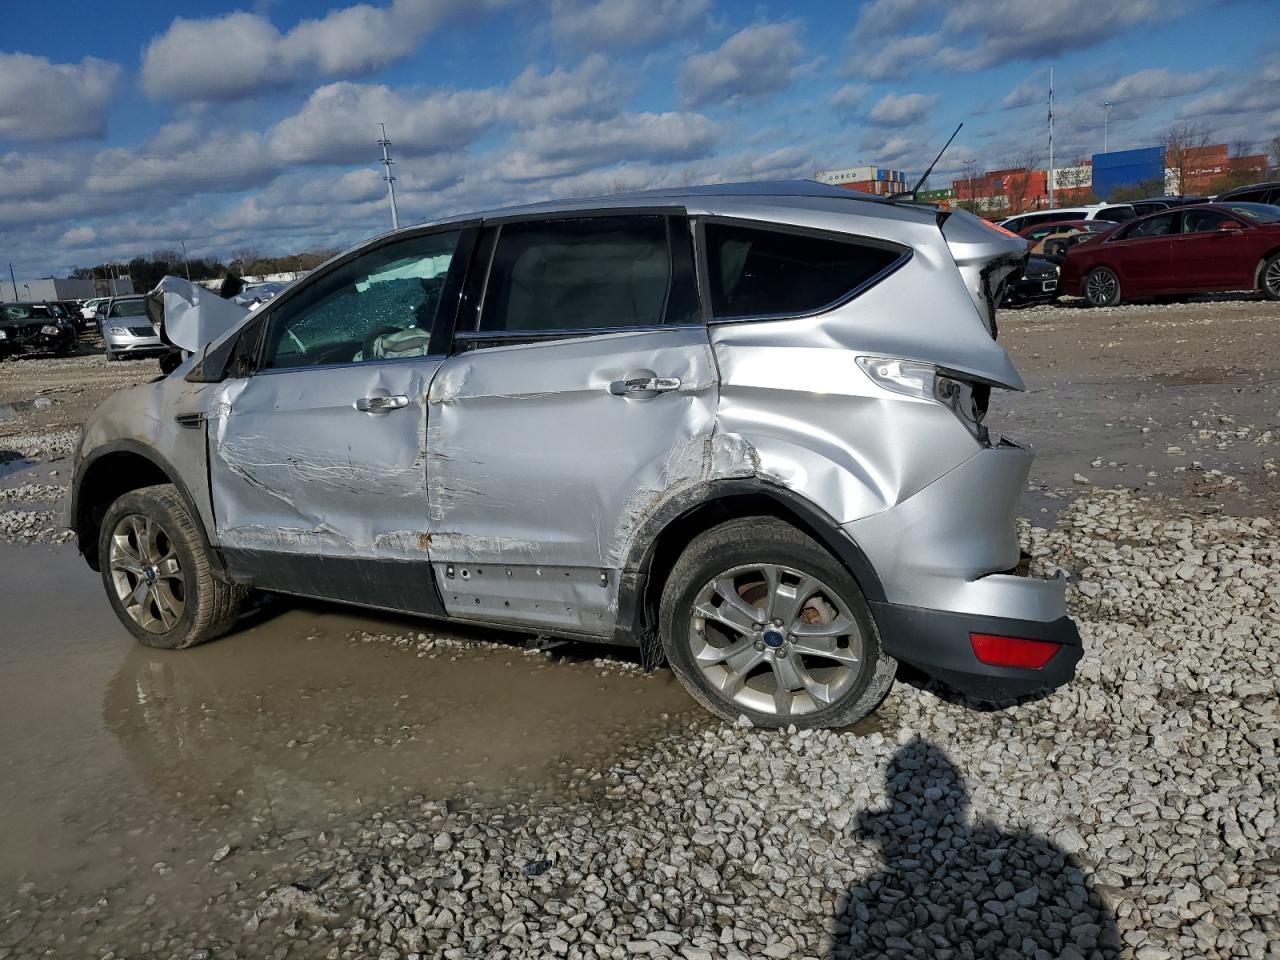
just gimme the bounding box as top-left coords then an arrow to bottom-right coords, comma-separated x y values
479,216 -> 686,333
263,230 -> 460,369
705,222 -> 901,319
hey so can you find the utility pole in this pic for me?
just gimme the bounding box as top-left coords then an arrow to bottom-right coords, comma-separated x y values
1047,67 -> 1055,207
7,262 -> 16,302
378,122 -> 400,231
963,159 -> 978,212
1101,101 -> 1112,153
179,240 -> 191,281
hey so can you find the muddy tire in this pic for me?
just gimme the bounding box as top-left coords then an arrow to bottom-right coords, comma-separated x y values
1083,267 -> 1122,307
98,484 -> 246,649
1261,253 -> 1280,301
659,516 -> 896,730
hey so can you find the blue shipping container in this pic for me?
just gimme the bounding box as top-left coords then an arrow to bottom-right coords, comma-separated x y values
1092,146 -> 1165,198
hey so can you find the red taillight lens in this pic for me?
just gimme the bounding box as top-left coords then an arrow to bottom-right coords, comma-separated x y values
970,633 -> 1060,669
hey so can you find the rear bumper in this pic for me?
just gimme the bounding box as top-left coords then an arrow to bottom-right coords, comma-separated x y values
869,596 -> 1081,700
843,438 -> 1081,699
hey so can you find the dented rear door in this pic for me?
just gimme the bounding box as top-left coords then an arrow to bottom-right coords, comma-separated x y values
425,213 -> 716,636
207,227 -> 472,613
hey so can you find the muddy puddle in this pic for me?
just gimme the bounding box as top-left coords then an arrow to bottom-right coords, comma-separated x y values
0,396 -> 56,422
0,542 -> 699,906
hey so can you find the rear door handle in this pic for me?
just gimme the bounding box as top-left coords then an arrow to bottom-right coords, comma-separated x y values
608,375 -> 681,399
354,393 -> 409,413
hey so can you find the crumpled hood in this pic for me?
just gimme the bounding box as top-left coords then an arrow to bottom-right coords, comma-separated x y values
147,276 -> 250,353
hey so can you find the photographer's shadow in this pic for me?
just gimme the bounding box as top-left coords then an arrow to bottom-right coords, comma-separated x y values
831,739 -> 1120,959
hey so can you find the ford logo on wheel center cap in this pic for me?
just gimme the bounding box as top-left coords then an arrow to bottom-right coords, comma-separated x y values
762,628 -> 786,648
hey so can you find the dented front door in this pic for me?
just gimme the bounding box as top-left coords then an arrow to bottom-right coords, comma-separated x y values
206,227 -> 467,610
425,327 -> 718,635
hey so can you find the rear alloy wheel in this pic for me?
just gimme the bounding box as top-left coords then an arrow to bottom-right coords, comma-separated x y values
1261,253 -> 1280,301
99,484 -> 246,649
1084,267 -> 1122,307
660,517 -> 896,729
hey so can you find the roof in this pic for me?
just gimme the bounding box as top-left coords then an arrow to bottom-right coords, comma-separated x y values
424,179 -> 943,229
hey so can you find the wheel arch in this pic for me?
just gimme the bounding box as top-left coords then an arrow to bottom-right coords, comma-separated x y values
612,479 -> 885,655
72,440 -> 224,577
1253,246 -> 1280,290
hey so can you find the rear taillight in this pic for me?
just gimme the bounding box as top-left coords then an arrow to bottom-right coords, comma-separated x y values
970,633 -> 1060,669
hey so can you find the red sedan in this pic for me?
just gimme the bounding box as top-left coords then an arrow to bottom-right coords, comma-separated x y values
1059,203 -> 1280,306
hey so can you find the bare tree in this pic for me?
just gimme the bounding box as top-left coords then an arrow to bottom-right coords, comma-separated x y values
1269,134 -> 1280,175
1165,122 -> 1211,196
1004,150 -> 1041,215
1230,139 -> 1253,160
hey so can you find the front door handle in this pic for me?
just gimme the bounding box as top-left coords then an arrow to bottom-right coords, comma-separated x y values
354,393 -> 409,414
608,374 -> 681,399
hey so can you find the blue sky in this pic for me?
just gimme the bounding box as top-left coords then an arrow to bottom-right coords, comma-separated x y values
2,0 -> 1278,278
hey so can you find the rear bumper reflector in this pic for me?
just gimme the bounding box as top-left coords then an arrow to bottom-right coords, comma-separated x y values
969,632 -> 1061,669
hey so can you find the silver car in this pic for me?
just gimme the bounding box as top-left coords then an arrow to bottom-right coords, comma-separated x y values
99,295 -> 163,360
66,181 -> 1080,729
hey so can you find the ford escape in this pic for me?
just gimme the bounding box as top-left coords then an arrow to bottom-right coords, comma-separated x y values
66,181 -> 1081,729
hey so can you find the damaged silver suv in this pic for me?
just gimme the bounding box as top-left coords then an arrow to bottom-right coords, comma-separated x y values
67,181 -> 1080,729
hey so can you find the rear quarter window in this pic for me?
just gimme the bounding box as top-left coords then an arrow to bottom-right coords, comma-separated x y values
704,223 -> 902,319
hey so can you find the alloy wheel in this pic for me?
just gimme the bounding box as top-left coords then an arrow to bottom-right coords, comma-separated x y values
1086,269 -> 1118,306
688,563 -> 863,717
1265,259 -> 1280,298
108,513 -> 185,633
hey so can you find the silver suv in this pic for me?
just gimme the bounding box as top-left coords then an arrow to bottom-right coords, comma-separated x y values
66,181 -> 1080,729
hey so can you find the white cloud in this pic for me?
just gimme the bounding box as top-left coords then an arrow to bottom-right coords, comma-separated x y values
267,82 -> 498,165
937,0 -> 1164,71
848,34 -> 939,81
868,92 -> 937,127
679,22 -> 806,108
141,0 -> 497,101
829,83 -> 868,112
495,112 -> 718,181
0,53 -> 120,141
1099,68 -> 1219,103
551,0 -> 709,51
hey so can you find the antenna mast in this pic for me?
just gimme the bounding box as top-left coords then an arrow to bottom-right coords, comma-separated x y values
378,122 -> 400,231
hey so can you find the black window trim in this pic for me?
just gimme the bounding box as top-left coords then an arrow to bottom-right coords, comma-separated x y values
245,221 -> 480,375
451,207 -> 701,351
694,215 -> 913,324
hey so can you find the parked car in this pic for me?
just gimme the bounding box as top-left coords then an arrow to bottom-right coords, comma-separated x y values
1130,196 -> 1207,217
1002,255 -> 1061,306
99,295 -> 164,360
66,181 -> 1081,730
999,203 -> 1136,235
231,281 -> 290,310
81,297 -> 109,322
1017,220 -> 1112,257
1060,202 -> 1280,306
0,302 -> 77,358
1214,181 -> 1280,207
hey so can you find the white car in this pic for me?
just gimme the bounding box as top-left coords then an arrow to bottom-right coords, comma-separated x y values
999,204 -> 1136,235
80,298 -> 108,321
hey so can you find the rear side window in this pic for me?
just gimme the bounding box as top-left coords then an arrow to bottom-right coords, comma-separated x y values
1225,188 -> 1267,203
705,223 -> 900,319
480,216 -> 692,333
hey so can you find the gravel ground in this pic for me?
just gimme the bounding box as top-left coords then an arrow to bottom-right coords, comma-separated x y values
5,488 -> 1274,959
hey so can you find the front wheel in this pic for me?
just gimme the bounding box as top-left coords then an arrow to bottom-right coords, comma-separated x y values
1261,253 -> 1280,301
1083,267 -> 1122,307
659,517 -> 896,730
99,484 -> 247,649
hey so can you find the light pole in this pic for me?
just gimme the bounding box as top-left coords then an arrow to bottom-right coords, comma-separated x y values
1101,101 -> 1113,153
